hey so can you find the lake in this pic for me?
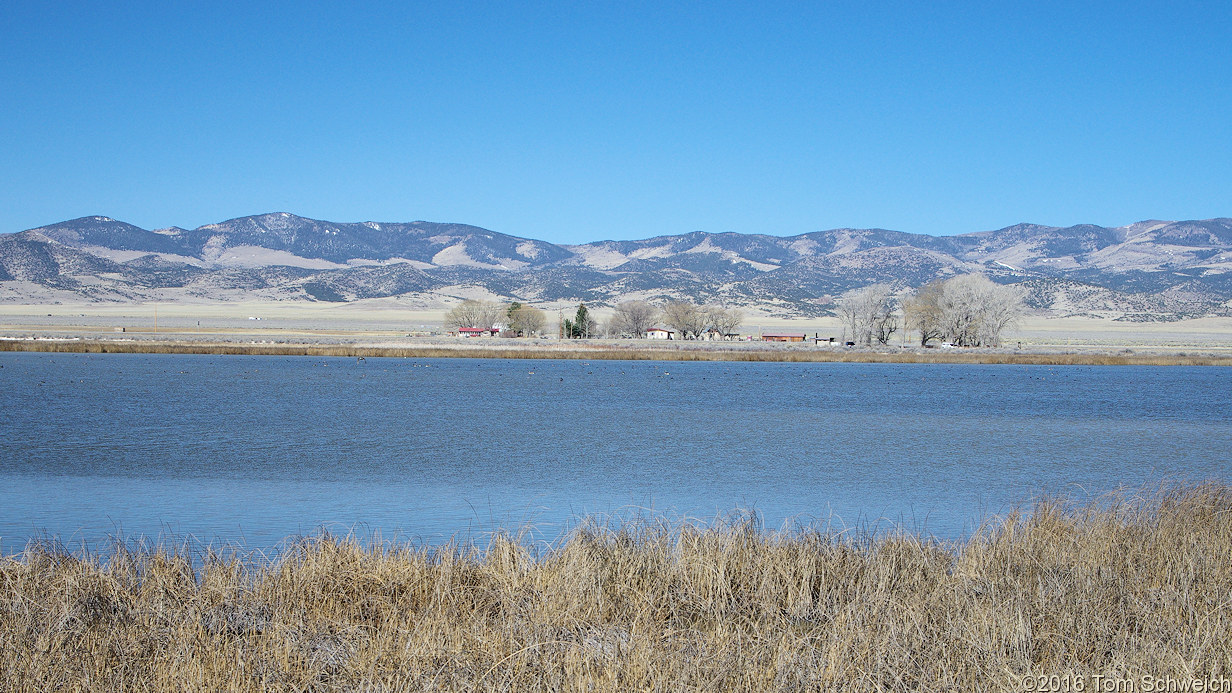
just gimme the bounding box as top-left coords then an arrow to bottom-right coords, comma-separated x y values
1,351 -> 1229,553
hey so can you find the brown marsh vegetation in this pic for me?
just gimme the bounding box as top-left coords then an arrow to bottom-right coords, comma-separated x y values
3,337 -> 1231,366
2,483 -> 1230,691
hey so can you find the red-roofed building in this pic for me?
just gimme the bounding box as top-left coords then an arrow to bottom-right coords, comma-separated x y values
457,327 -> 499,337
761,332 -> 806,342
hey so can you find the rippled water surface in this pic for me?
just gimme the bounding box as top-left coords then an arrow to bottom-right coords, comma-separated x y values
2,352 -> 1229,552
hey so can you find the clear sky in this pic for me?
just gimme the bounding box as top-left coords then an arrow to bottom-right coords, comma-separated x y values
2,1 -> 1229,243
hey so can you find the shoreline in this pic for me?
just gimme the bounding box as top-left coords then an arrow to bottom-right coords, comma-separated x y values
3,335 -> 1232,365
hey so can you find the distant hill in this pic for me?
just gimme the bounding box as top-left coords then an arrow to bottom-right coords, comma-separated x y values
3,213 -> 1231,318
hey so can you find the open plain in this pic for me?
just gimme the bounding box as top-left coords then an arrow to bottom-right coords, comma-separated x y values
4,301 -> 1232,365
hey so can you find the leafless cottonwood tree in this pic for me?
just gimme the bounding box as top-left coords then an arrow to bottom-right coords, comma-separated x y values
872,309 -> 898,345
837,284 -> 896,346
609,301 -> 658,338
902,280 -> 947,346
706,305 -> 744,338
506,303 -> 546,336
904,274 -> 1024,346
661,301 -> 709,339
949,274 -> 1024,346
444,299 -> 504,330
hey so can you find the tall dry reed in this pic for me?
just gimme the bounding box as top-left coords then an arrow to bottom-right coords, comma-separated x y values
1,484 -> 1230,691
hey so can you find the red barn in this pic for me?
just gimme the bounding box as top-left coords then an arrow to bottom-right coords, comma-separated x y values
761,333 -> 806,342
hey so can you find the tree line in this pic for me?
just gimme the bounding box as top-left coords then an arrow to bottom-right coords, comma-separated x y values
839,274 -> 1025,347
443,299 -> 744,340
444,274 -> 1023,345
609,301 -> 743,340
443,300 -> 546,337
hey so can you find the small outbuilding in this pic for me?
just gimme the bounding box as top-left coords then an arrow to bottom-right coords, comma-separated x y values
761,332 -> 806,342
646,327 -> 675,340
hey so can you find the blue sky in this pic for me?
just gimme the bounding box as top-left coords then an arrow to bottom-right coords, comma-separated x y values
2,1 -> 1229,243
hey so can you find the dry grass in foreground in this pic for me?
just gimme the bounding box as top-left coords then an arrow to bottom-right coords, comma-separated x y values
2,484 -> 1230,691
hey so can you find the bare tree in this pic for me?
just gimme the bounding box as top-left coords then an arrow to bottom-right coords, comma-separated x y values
609,300 -> 658,338
902,280 -> 946,346
935,274 -> 1025,346
938,277 -> 980,346
506,303 -> 546,336
444,299 -> 503,330
661,301 -> 709,340
706,305 -> 744,338
872,309 -> 898,345
836,290 -> 868,346
980,284 -> 1024,346
837,284 -> 895,346
965,276 -> 1024,346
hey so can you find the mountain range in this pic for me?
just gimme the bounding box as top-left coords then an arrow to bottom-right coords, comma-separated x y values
2,213 -> 1231,318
